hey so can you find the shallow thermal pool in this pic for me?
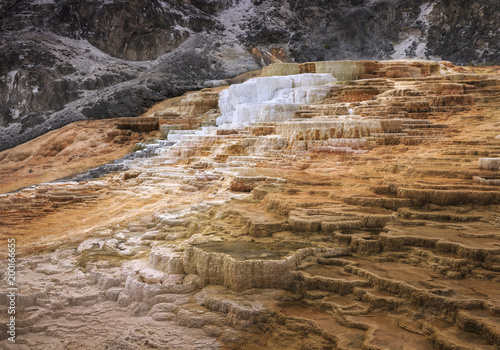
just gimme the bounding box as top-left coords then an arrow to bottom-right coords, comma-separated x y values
193,241 -> 312,260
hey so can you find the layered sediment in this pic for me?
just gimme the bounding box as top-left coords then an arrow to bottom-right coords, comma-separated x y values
1,60 -> 500,349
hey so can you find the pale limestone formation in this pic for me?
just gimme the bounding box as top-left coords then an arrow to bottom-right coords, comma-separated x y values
116,117 -> 159,132
276,119 -> 382,142
149,246 -> 185,274
264,60 -> 441,81
261,63 -> 300,77
479,158 -> 500,171
179,91 -> 220,119
315,60 -> 369,81
183,244 -> 336,291
216,74 -> 335,126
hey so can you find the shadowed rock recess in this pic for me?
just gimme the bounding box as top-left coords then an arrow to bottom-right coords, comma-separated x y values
1,59 -> 500,349
1,0 -> 500,151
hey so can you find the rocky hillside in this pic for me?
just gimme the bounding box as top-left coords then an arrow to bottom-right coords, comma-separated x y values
1,0 -> 499,151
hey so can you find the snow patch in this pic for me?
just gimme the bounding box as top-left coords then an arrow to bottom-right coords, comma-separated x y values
391,2 -> 434,60
415,42 -> 427,58
392,37 -> 416,59
418,3 -> 434,26
7,70 -> 18,91
216,0 -> 254,41
173,25 -> 191,34
9,108 -> 20,120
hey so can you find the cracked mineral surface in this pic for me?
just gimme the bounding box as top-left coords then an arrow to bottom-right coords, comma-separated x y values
1,60 -> 500,349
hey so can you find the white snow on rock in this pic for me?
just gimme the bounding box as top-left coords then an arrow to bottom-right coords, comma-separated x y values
391,2 -> 435,60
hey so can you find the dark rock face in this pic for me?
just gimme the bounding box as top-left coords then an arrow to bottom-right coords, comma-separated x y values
427,1 -> 500,64
0,0 -> 499,151
244,0 -> 500,63
0,0 -> 228,61
49,0 -> 215,61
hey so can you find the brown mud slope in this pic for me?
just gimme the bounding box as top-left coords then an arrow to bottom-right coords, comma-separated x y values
0,60 -> 500,350
0,120 -> 155,194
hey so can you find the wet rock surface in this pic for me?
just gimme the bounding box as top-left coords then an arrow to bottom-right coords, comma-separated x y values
1,0 -> 500,151
1,60 -> 500,349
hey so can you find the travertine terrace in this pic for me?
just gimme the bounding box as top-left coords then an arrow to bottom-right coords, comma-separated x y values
1,60 -> 500,349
